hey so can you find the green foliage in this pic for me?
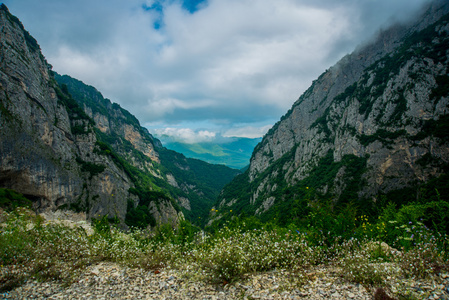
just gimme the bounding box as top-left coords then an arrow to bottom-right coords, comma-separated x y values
292,151 -> 368,205
310,107 -> 332,140
1,4 -> 39,53
56,73 -> 240,228
92,215 -> 114,239
55,74 -> 143,133
125,189 -> 172,229
358,129 -> 407,147
1,205 -> 447,293
387,91 -> 407,125
0,188 -> 32,211
334,82 -> 357,103
0,93 -> 15,123
129,188 -> 172,207
218,148 -> 369,230
431,74 -> 449,101
75,157 -> 106,179
55,74 -> 111,119
70,124 -> 89,135
94,138 -> 178,228
54,83 -> 93,127
157,148 -> 240,225
421,114 -> 449,144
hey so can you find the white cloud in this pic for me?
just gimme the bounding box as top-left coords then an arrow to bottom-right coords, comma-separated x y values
154,127 -> 216,143
223,125 -> 272,139
2,0 -> 432,136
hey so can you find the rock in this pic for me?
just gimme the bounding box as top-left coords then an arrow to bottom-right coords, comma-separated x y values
0,4 -> 239,230
6,261 -> 449,300
217,0 -> 449,220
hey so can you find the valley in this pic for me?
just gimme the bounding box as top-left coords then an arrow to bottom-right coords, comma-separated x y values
1,1 -> 449,298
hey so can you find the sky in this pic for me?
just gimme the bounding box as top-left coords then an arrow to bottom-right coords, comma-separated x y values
2,0 -> 432,142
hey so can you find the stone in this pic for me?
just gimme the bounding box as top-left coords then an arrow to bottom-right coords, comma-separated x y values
217,0 -> 449,222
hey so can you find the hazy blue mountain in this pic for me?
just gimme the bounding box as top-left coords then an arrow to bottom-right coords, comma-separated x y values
156,135 -> 262,170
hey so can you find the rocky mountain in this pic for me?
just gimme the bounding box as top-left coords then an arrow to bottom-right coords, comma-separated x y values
213,0 -> 449,225
156,135 -> 262,170
0,4 -> 239,228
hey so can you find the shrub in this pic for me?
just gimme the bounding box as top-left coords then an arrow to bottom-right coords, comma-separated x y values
0,188 -> 32,211
399,240 -> 445,278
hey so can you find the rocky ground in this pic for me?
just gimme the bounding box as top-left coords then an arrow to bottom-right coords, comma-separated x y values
1,262 -> 449,299
1,211 -> 449,299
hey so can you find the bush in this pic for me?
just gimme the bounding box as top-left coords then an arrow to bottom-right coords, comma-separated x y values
1,203 -> 447,293
0,188 -> 32,211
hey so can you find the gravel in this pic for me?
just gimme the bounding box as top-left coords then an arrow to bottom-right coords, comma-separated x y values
2,262 -> 448,299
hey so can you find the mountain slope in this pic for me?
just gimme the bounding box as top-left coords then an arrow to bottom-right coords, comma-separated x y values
213,0 -> 449,226
0,4 -> 239,228
54,73 -> 240,225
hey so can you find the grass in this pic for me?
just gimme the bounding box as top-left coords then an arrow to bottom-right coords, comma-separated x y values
0,208 -> 448,298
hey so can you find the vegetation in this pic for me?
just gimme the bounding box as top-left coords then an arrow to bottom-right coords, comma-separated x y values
358,129 -> 407,147
1,205 -> 447,297
159,137 -> 261,170
0,188 -> 32,211
1,4 -> 39,53
75,157 -> 106,180
54,83 -> 94,129
217,148 -> 370,228
2,6 -> 448,297
55,74 -> 240,228
310,107 -> 332,140
220,15 -> 449,231
431,74 -> 449,102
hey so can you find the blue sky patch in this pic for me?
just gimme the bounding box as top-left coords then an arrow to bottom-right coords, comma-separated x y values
143,0 -> 207,29
182,0 -> 207,13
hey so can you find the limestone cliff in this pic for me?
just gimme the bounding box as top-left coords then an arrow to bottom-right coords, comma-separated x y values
215,0 -> 449,223
53,74 -> 241,227
0,4 -> 137,223
0,4 -> 238,228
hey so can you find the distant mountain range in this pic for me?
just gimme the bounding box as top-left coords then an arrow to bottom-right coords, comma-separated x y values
155,135 -> 262,170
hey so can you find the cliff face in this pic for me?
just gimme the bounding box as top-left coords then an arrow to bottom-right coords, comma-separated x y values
0,4 -> 135,222
215,0 -> 449,223
54,74 -> 241,227
0,5 -> 239,228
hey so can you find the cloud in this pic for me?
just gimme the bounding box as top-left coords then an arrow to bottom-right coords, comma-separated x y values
2,0 -> 432,138
154,127 -> 216,143
223,125 -> 272,139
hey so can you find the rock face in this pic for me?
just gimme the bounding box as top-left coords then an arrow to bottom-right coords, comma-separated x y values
53,74 -> 241,227
215,0 -> 449,222
0,4 -> 239,228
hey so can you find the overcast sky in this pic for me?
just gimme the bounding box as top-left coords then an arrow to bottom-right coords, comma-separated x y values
2,0 -> 431,141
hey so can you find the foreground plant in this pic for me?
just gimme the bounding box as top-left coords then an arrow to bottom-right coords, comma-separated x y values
0,208 -> 447,295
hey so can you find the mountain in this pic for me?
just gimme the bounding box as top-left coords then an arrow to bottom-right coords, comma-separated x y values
212,0 -> 449,226
156,136 -> 262,170
0,4 -> 239,228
